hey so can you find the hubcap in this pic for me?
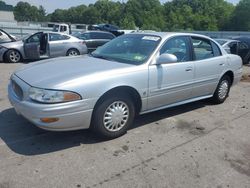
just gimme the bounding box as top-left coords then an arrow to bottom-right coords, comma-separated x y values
69,50 -> 78,56
218,80 -> 229,100
103,101 -> 129,132
9,51 -> 20,63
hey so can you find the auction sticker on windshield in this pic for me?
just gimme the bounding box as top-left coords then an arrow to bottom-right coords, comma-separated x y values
142,36 -> 160,41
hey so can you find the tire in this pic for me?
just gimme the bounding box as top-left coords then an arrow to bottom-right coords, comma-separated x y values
66,49 -> 80,56
92,95 -> 135,139
212,75 -> 231,104
6,50 -> 21,63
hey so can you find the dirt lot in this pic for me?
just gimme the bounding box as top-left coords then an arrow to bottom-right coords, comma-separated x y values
0,63 -> 250,188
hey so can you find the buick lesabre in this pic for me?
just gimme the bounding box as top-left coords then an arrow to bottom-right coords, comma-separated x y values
8,33 -> 243,138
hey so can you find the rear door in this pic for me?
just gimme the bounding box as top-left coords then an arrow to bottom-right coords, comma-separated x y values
48,33 -> 70,57
191,37 -> 226,97
148,36 -> 195,109
89,32 -> 102,52
24,32 -> 42,59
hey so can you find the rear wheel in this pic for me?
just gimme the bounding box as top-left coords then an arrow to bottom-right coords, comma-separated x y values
6,50 -> 21,63
212,75 -> 231,104
66,49 -> 80,56
92,95 -> 135,139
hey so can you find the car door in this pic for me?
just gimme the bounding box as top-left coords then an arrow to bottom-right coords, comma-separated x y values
191,37 -> 226,97
48,33 -> 71,57
148,36 -> 194,109
238,42 -> 250,63
79,33 -> 94,52
23,32 -> 42,59
227,41 -> 238,54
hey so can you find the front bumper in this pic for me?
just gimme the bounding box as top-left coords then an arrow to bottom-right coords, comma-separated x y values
8,75 -> 93,131
0,47 -> 7,62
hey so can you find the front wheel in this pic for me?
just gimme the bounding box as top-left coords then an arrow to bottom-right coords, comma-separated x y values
92,95 -> 135,139
212,75 -> 231,104
6,50 -> 21,63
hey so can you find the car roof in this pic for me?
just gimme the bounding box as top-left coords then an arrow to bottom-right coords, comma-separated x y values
126,32 -> 215,41
215,38 -> 239,42
80,30 -> 115,34
233,37 -> 250,45
42,31 -> 71,35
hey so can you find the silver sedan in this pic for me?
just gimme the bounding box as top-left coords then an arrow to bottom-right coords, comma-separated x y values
0,31 -> 87,63
8,32 -> 242,138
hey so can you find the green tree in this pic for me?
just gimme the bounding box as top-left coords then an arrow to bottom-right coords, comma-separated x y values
229,0 -> 250,31
120,15 -> 136,29
123,0 -> 165,30
164,0 -> 234,31
14,1 -> 46,22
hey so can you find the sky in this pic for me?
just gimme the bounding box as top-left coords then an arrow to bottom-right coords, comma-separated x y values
4,0 -> 240,13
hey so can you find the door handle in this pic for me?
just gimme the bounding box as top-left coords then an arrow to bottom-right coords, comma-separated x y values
185,67 -> 193,72
219,63 -> 225,66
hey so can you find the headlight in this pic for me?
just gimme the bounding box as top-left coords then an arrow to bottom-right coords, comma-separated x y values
29,87 -> 81,104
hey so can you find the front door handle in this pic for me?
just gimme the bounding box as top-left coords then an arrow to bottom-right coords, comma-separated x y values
219,63 -> 225,66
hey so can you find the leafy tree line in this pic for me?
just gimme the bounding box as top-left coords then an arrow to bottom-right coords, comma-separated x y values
7,0 -> 250,31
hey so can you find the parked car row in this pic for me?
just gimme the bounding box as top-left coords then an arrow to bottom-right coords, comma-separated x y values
0,29 -> 118,63
0,31 -> 88,63
215,37 -> 250,64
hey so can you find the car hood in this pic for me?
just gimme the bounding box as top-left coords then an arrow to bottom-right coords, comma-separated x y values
14,55 -> 135,89
1,40 -> 23,48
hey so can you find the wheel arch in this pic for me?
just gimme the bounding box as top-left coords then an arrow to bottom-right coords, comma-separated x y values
4,48 -> 23,61
92,86 -> 142,117
222,70 -> 234,85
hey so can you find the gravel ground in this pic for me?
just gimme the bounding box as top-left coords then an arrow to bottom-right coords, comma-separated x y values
0,63 -> 250,188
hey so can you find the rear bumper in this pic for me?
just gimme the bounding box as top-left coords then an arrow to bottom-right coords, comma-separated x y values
79,45 -> 88,55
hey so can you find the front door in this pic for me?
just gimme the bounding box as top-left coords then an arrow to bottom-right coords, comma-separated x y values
24,32 -> 42,59
148,36 -> 194,110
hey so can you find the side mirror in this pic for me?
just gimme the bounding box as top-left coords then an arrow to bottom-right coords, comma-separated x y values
156,53 -> 177,65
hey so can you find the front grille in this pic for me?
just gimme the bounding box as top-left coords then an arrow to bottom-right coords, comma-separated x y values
11,80 -> 23,100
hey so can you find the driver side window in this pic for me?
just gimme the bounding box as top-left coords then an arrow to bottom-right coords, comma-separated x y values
160,36 -> 191,62
26,33 -> 41,43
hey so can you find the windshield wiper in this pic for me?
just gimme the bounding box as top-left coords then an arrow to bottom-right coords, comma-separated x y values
91,53 -> 116,61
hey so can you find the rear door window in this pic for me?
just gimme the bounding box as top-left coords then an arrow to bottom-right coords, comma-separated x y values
99,33 -> 115,39
192,37 -> 217,60
49,33 -> 70,41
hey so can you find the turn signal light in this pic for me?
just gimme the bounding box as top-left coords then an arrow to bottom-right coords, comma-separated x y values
40,118 -> 59,123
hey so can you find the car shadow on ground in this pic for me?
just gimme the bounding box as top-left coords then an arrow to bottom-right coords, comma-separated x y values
0,100 -> 210,156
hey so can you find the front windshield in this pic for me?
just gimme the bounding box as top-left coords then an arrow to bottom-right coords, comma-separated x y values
92,34 -> 161,65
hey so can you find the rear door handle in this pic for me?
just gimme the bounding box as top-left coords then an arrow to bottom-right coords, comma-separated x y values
219,63 -> 225,66
185,67 -> 193,72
